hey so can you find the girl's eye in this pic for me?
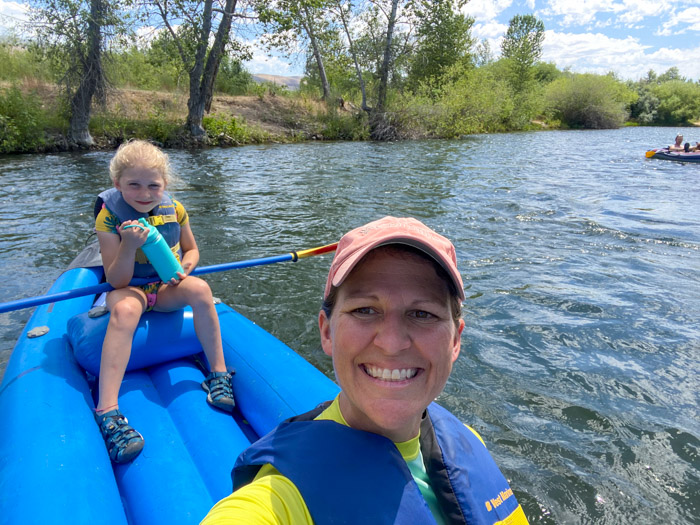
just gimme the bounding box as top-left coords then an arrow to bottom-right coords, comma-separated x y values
149,184 -> 162,189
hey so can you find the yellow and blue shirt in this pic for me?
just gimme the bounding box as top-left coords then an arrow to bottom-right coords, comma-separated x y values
202,397 -> 529,524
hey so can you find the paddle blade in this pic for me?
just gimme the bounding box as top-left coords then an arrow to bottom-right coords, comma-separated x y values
645,150 -> 657,158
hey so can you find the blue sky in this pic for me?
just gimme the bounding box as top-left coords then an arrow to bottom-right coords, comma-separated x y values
2,0 -> 699,82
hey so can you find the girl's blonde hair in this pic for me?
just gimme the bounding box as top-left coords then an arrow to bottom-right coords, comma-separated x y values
109,140 -> 174,186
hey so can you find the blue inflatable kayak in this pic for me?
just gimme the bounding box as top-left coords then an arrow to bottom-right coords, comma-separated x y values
0,245 -> 339,524
646,148 -> 700,163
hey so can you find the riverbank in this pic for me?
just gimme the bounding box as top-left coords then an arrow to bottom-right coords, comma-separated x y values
2,81 -> 698,154
1,82 -> 363,153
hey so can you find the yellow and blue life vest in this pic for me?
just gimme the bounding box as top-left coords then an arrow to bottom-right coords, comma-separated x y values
232,402 -> 522,524
96,188 -> 182,279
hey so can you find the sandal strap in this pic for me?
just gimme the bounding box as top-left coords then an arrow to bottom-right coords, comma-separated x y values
204,373 -> 233,402
96,410 -> 143,461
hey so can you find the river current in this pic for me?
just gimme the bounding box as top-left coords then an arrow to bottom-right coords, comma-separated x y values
1,127 -> 698,523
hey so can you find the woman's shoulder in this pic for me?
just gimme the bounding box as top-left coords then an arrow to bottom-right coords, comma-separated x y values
202,467 -> 312,525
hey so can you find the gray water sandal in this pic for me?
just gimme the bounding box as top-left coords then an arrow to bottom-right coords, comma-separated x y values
95,409 -> 144,464
202,371 -> 235,412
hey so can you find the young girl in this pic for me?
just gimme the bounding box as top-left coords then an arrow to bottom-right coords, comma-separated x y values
94,140 -> 234,464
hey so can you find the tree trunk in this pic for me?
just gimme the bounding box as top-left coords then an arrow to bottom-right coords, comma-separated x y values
370,0 -> 399,139
69,0 -> 105,147
375,0 -> 399,112
301,8 -> 330,101
336,0 -> 369,111
204,0 -> 237,113
185,0 -> 214,137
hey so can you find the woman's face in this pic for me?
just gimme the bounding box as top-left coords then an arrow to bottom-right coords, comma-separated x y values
319,247 -> 464,442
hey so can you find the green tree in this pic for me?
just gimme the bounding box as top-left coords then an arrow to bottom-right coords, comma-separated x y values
657,67 -> 685,83
407,0 -> 474,90
0,86 -> 47,153
651,80 -> 700,125
500,14 -> 545,92
214,56 -> 252,96
533,61 -> 561,85
149,0 -> 243,138
255,0 -> 334,100
29,0 -> 129,146
545,73 -> 637,129
408,61 -> 514,137
330,0 -> 369,110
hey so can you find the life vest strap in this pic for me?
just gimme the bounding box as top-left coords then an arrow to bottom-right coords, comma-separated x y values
147,214 -> 177,226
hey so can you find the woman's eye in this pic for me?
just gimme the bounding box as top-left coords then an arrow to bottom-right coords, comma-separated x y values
352,307 -> 375,315
411,310 -> 435,320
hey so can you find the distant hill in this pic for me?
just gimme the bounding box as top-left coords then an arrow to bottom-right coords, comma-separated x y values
252,74 -> 303,91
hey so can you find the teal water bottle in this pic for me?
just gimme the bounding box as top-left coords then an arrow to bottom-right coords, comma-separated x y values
125,218 -> 184,282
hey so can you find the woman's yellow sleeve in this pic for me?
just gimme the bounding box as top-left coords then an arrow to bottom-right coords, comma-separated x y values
201,470 -> 313,525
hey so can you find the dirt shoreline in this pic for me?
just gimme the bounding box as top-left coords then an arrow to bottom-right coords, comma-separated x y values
5,82 -> 337,152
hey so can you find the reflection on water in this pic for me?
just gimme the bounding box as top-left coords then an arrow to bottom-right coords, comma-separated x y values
1,127 -> 698,523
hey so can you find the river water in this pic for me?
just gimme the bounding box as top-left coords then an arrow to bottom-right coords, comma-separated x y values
1,127 -> 698,523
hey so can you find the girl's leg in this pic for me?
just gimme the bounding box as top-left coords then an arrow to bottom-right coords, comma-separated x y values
154,276 -> 226,372
96,287 -> 147,413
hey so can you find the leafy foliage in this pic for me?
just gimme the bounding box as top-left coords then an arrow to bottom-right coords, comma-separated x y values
406,0 -> 474,89
500,14 -> 545,92
545,73 -> 637,129
627,68 -> 700,125
404,63 -> 514,137
202,114 -> 270,144
0,86 -> 47,153
651,81 -> 700,125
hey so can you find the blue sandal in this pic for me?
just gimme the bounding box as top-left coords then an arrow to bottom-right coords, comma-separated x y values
202,371 -> 235,412
95,409 -> 144,464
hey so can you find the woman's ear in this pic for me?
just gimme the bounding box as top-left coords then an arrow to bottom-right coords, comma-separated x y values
319,310 -> 333,357
452,318 -> 465,363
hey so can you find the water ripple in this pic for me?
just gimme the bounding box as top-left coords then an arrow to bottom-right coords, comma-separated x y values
1,127 -> 698,523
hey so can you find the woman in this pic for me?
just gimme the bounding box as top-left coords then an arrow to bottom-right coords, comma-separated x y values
203,216 -> 529,524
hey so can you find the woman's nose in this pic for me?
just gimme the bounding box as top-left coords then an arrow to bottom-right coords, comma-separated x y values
373,313 -> 411,354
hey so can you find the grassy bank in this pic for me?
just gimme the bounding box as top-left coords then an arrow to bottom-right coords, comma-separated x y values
0,80 -> 369,154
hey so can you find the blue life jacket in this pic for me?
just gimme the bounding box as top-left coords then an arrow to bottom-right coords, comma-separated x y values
96,188 -> 182,279
232,402 -> 521,525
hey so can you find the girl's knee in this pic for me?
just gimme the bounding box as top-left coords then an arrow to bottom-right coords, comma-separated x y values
109,298 -> 144,326
185,277 -> 213,303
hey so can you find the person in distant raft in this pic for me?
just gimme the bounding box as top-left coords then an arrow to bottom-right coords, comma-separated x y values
669,134 -> 685,151
203,216 -> 529,524
94,139 -> 235,464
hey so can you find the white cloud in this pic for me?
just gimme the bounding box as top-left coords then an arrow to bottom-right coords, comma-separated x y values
245,46 -> 298,76
618,0 -> 669,24
657,6 -> 700,35
0,0 -> 26,19
463,0 -> 513,23
542,29 -> 700,81
472,21 -> 509,40
0,0 -> 28,33
541,0 -> 624,27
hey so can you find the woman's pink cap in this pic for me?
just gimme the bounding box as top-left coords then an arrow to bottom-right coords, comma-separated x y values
324,216 -> 465,301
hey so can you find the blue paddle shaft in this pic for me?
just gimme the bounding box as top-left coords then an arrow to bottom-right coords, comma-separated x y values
0,253 -> 295,314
